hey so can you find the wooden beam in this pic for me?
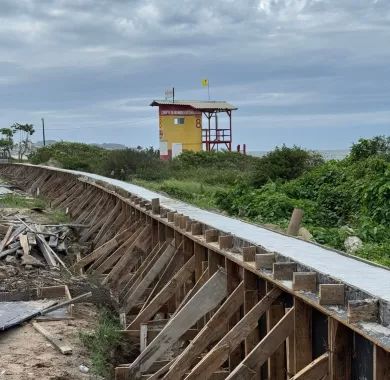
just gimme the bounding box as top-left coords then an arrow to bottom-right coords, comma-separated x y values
95,224 -> 144,274
185,287 -> 282,380
226,307 -> 295,379
242,246 -> 256,262
319,284 -> 345,305
32,321 -> 72,355
347,298 -> 378,324
126,269 -> 228,378
268,303 -> 286,380
243,269 -> 259,356
255,253 -> 275,270
127,255 -> 195,329
292,272 -> 317,292
205,229 -> 219,243
290,352 -> 328,380
294,299 -> 312,372
273,262 -> 297,281
164,282 -> 244,380
123,243 -> 176,313
219,235 -> 233,250
374,345 -> 390,380
328,318 -> 351,379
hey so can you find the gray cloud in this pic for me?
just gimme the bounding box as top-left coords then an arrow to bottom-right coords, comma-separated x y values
0,0 -> 388,150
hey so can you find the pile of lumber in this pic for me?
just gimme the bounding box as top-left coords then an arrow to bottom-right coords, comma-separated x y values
0,215 -> 82,272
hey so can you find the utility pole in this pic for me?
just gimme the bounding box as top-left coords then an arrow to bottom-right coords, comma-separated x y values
41,118 -> 46,146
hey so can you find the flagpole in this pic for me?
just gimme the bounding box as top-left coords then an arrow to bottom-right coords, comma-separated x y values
207,81 -> 210,100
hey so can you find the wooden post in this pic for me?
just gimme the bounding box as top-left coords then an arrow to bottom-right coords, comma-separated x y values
374,345 -> 390,380
126,269 -> 228,378
243,269 -> 260,357
151,198 -> 160,214
268,303 -> 286,380
226,258 -> 243,371
294,299 -> 312,372
328,318 -> 351,379
287,208 -> 304,236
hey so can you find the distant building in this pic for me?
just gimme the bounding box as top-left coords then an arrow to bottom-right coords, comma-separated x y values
150,100 -> 237,160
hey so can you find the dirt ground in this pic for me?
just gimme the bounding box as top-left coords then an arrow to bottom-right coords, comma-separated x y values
0,304 -> 100,380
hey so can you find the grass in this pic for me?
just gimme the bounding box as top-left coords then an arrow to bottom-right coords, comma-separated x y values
47,209 -> 71,224
0,194 -> 47,209
133,178 -> 223,210
79,308 -> 122,379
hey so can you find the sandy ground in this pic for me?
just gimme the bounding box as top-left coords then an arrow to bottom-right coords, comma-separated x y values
0,304 -> 100,380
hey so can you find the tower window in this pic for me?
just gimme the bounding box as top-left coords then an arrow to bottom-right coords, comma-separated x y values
174,117 -> 185,125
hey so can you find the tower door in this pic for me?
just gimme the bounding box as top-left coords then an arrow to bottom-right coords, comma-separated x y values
172,143 -> 183,158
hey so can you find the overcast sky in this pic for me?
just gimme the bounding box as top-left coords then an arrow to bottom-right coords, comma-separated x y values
0,0 -> 389,151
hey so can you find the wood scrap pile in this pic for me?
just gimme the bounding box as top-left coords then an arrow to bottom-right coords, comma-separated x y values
0,214 -> 85,273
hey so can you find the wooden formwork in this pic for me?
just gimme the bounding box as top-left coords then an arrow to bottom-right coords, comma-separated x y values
1,164 -> 390,380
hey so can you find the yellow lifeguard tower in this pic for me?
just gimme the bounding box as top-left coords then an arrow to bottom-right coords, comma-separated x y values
150,99 -> 237,160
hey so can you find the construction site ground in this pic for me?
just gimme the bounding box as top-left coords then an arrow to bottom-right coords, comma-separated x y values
0,180 -> 103,379
0,304 -> 98,380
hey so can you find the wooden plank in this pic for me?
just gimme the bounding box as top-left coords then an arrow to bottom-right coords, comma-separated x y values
186,287 -> 282,380
319,284 -> 345,305
226,307 -> 295,379
36,234 -> 58,267
294,299 -> 312,372
243,246 -> 256,262
102,225 -> 151,282
286,307 -> 295,379
255,253 -> 275,270
273,262 -> 297,281
19,234 -> 30,256
142,242 -> 184,304
292,272 -> 317,292
226,258 -> 243,371
347,298 -> 378,324
205,229 -> 219,243
75,226 -> 135,270
123,243 -> 176,314
243,270 -> 260,365
127,255 -> 195,329
268,303 -> 286,380
32,321 -> 72,355
0,226 -> 13,252
328,318 -> 351,379
219,235 -> 233,249
290,352 -> 328,380
374,345 -> 390,380
126,269 -> 228,378
173,267 -> 209,320
120,242 -> 169,301
165,282 -> 244,380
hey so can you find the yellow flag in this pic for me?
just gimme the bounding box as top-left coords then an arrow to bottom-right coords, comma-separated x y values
201,79 -> 209,87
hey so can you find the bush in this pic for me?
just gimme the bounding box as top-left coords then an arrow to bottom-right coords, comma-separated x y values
250,145 -> 324,187
29,142 -> 108,172
350,135 -> 390,162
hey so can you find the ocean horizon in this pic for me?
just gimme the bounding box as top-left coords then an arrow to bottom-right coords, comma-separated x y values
248,149 -> 350,160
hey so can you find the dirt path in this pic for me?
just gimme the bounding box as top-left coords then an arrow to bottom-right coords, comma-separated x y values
0,305 -> 99,380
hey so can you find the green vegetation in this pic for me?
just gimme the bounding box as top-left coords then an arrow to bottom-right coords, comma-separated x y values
29,136 -> 390,267
0,194 -> 46,209
79,308 -> 123,378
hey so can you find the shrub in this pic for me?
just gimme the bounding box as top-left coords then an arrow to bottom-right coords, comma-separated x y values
250,145 -> 324,187
29,142 -> 107,172
349,135 -> 390,162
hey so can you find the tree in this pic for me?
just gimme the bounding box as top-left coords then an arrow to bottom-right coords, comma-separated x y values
12,123 -> 35,160
350,136 -> 390,162
0,128 -> 14,158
